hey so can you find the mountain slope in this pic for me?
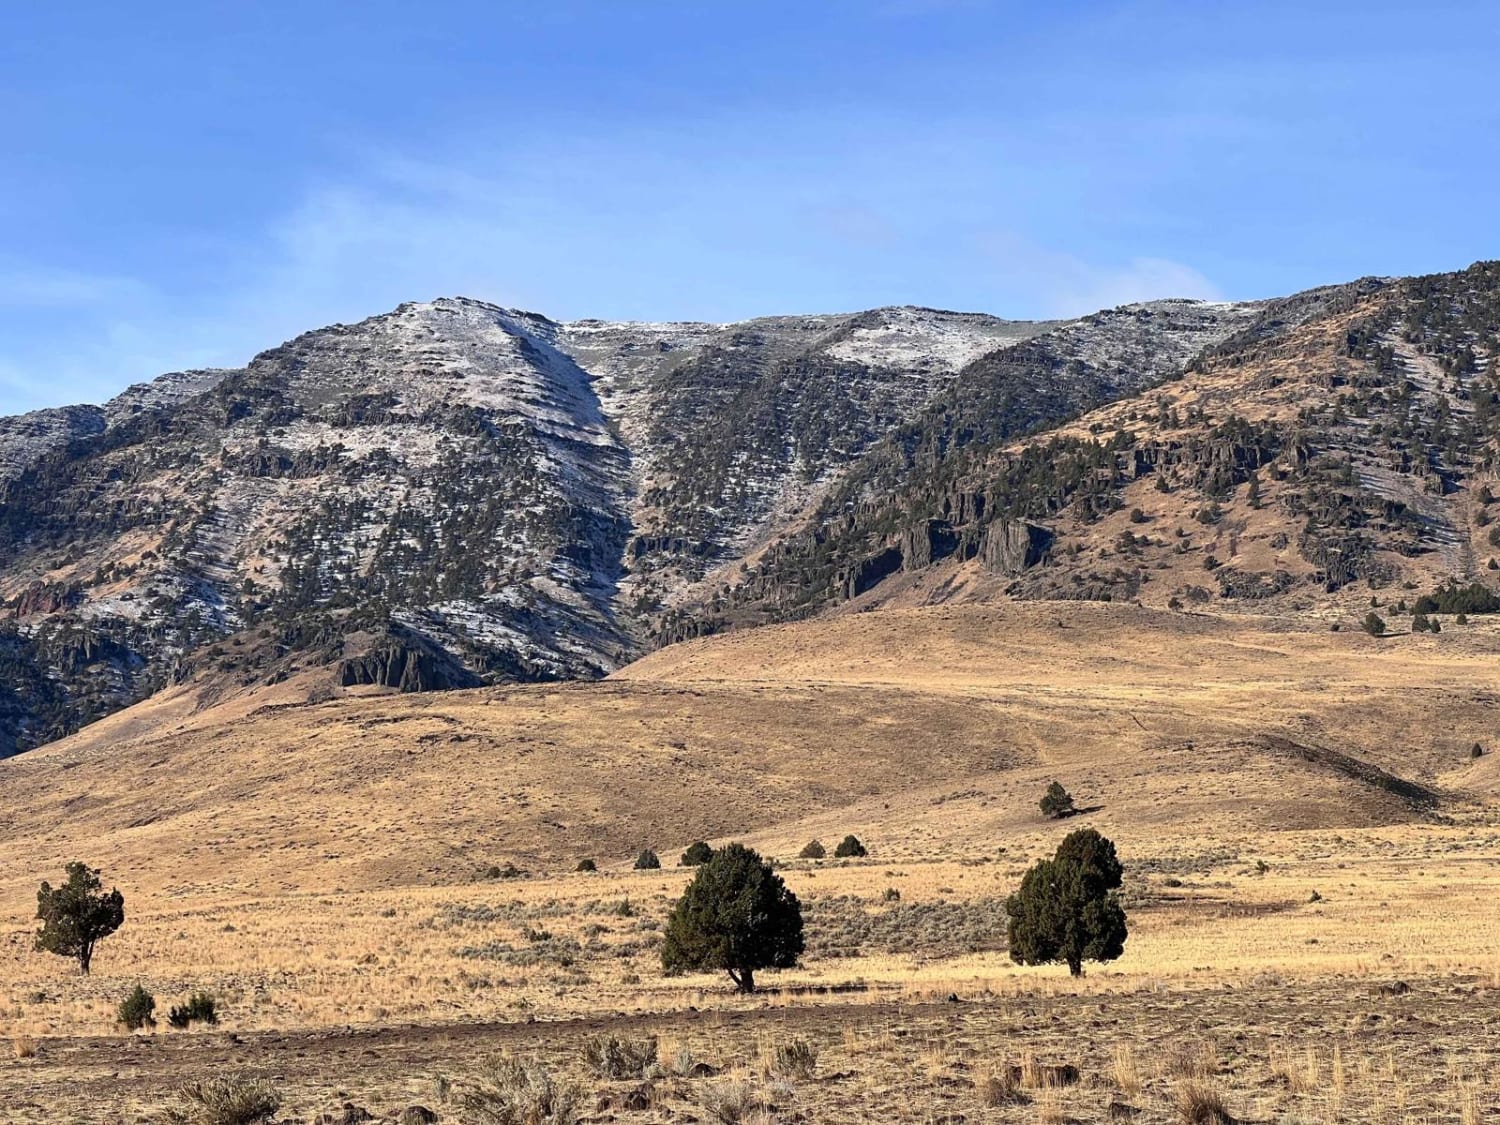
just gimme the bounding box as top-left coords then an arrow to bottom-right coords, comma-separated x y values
5,263 -> 1500,755
0,299 -> 636,754
679,266 -> 1500,632
1,302 -> 1076,753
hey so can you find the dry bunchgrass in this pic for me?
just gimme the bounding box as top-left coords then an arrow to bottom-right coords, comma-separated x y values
1459,1081 -> 1482,1125
698,1078 -> 771,1124
980,1067 -> 1029,1107
1019,1048 -> 1042,1088
1269,1045 -> 1320,1093
1173,1080 -> 1231,1124
1111,1042 -> 1142,1096
1034,1086 -> 1066,1125
10,1033 -> 37,1059
1163,1039 -> 1218,1080
164,1075 -> 281,1125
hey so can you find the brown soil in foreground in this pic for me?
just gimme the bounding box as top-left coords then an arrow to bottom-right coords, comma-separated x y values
5,975 -> 1497,1123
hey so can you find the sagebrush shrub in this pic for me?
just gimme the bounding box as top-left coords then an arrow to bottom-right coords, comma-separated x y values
167,1074 -> 280,1125
772,1037 -> 817,1079
168,992 -> 218,1029
582,1033 -> 657,1079
119,984 -> 156,1030
456,1057 -> 584,1125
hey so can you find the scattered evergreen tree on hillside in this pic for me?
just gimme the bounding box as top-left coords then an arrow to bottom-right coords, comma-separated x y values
1006,829 -> 1127,977
661,843 -> 803,993
680,841 -> 714,867
834,834 -> 867,858
35,862 -> 124,976
1039,781 -> 1076,819
118,984 -> 156,1030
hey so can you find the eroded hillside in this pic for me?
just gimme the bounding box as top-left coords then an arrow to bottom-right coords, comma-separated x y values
6,263 -> 1500,755
0,295 -> 1262,753
683,265 -> 1500,632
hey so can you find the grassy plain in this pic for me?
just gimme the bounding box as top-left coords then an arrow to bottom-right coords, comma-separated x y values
2,603 -> 1498,1121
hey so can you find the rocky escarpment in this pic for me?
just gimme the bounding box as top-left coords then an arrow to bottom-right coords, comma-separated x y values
335,629 -> 482,693
654,298 -> 1274,633
0,300 -> 1072,753
554,306 -> 1056,606
672,264 -> 1500,631
0,300 -> 633,752
6,264 -> 1500,755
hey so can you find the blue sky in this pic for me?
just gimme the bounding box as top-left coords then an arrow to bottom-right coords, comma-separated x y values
2,1 -> 1497,413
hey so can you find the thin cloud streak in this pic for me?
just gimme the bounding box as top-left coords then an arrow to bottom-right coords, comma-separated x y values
3,142 -> 1227,413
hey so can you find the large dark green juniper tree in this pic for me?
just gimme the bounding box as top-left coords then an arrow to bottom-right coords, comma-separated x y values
1006,828 -> 1126,976
661,843 -> 803,993
36,862 -> 125,975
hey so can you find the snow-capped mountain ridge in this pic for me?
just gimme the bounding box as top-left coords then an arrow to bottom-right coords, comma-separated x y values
3,280 -> 1405,756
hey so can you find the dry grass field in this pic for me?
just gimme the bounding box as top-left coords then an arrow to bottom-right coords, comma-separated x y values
2,603 -> 1499,1122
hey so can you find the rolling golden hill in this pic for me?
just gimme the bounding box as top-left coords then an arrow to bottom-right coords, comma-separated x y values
4,601 -> 1500,1122
1,602 -> 1494,913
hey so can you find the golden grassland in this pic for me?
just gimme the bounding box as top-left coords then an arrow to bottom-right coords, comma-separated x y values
2,603 -> 1499,1121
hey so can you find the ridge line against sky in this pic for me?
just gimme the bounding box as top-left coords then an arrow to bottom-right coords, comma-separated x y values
2,0 -> 1498,414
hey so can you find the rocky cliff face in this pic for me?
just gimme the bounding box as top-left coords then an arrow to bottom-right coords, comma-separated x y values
5,265 -> 1500,754
0,300 -> 1068,751
675,265 -> 1500,633
0,299 -> 635,752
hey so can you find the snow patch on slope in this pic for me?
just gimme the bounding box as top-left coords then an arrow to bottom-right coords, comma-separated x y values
824,306 -> 1051,372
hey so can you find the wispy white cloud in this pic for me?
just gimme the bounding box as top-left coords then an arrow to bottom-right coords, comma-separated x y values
973,230 -> 1222,317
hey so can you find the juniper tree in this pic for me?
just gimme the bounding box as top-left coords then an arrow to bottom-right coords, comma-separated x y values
661,843 -> 803,993
35,862 -> 125,975
1006,828 -> 1127,977
833,834 -> 867,858
1039,781 -> 1075,819
680,841 -> 714,867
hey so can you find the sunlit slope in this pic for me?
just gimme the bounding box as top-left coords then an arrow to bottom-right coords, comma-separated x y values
1,603 -> 1494,915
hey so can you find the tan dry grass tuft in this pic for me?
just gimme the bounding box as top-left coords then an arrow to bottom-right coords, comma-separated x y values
1019,1048 -> 1043,1089
1111,1042 -> 1142,1096
1269,1045 -> 1319,1094
980,1067 -> 1029,1107
1173,1080 -> 1231,1124
1458,1081 -> 1482,1125
1034,1086 -> 1066,1125
1164,1039 -> 1218,1080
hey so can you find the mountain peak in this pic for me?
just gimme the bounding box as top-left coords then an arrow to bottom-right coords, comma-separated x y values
4,265 -> 1500,756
